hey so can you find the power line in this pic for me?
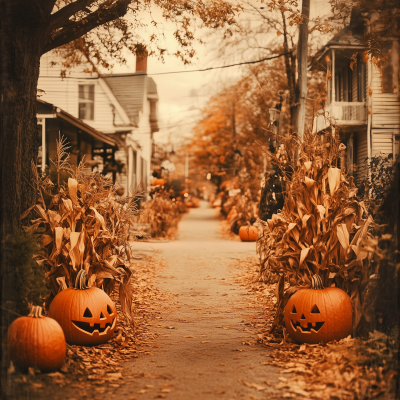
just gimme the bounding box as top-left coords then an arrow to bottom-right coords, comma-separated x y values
40,51 -> 292,80
129,52 -> 292,76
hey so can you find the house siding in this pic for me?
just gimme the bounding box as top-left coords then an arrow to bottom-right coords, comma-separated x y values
38,76 -> 125,132
39,51 -> 159,201
370,63 -> 400,156
355,129 -> 369,184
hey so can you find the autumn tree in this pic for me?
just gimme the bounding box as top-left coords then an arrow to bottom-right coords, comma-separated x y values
0,0 -> 242,368
189,57 -> 289,198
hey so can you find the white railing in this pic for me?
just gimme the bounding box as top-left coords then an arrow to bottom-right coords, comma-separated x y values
330,102 -> 367,123
313,102 -> 367,132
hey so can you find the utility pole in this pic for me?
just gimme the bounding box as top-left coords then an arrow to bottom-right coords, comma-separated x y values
294,0 -> 311,141
232,102 -> 238,176
185,152 -> 189,191
232,102 -> 236,150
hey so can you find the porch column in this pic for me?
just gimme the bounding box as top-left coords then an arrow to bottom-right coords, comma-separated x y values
41,118 -> 46,173
128,146 -> 133,194
331,49 -> 336,109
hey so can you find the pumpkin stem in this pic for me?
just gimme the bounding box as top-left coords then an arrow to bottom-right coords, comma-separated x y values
74,269 -> 88,290
28,306 -> 44,318
311,275 -> 324,290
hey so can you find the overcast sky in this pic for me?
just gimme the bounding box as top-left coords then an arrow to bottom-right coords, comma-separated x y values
113,0 -> 335,147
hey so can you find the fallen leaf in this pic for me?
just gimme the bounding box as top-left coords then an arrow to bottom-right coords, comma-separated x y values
240,380 -> 266,391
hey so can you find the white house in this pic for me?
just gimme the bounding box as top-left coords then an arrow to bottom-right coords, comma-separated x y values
311,16 -> 400,178
38,51 -> 160,196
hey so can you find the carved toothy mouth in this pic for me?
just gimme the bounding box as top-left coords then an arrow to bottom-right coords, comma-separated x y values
291,320 -> 325,333
72,317 -> 116,335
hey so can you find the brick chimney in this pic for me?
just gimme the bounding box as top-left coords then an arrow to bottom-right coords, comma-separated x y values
136,52 -> 147,73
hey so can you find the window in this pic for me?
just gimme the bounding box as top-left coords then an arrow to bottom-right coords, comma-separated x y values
78,85 -> 94,120
335,72 -> 341,102
357,59 -> 366,102
394,135 -> 400,160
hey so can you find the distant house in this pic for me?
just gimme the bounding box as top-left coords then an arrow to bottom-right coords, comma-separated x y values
310,19 -> 400,178
37,99 -> 117,181
38,51 -> 160,197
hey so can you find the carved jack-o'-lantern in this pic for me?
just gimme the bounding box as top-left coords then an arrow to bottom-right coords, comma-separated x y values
284,275 -> 352,344
49,270 -> 117,346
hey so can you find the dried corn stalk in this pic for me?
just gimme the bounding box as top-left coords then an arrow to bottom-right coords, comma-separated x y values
21,140 -> 140,322
224,194 -> 257,234
257,131 -> 376,331
138,194 -> 184,238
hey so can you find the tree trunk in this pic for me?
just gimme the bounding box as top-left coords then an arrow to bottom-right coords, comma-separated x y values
0,0 -> 51,385
281,10 -> 296,130
293,0 -> 310,140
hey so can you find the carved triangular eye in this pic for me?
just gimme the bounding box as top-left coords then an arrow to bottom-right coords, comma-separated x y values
100,312 -> 105,319
300,313 -> 306,320
311,305 -> 320,314
107,305 -> 114,315
83,308 -> 92,318
291,305 -> 297,313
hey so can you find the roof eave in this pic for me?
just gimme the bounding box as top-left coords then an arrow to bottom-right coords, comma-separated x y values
56,110 -> 117,147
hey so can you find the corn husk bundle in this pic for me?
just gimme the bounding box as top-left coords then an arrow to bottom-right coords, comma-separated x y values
226,194 -> 258,234
138,195 -> 183,238
22,145 -> 139,322
257,131 -> 376,331
257,165 -> 373,287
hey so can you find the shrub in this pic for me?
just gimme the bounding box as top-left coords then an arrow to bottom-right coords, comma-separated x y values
2,231 -> 49,316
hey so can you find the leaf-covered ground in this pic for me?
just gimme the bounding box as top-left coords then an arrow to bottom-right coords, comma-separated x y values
5,251 -> 170,399
232,256 -> 399,400
5,206 -> 398,400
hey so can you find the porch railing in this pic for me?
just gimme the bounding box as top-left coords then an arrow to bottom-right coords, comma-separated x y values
313,101 -> 367,132
330,102 -> 367,123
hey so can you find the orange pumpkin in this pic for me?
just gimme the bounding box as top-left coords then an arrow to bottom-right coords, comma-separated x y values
239,225 -> 258,242
151,179 -> 164,186
285,275 -> 352,344
49,270 -> 118,346
7,306 -> 66,372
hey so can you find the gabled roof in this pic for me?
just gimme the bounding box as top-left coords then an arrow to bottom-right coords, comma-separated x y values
147,77 -> 158,98
103,73 -> 158,125
36,99 -> 117,147
322,26 -> 363,47
309,26 -> 367,69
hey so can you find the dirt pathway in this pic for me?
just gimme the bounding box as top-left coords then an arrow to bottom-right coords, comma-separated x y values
118,201 -> 282,399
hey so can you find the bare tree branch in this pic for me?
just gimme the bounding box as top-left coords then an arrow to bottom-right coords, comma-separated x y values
47,0 -> 98,33
43,0 -> 130,54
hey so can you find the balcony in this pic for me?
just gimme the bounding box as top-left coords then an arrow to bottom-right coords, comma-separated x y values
313,101 -> 367,132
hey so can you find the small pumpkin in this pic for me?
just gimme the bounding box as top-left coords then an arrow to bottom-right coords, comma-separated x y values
151,179 -> 164,186
284,275 -> 352,344
7,306 -> 66,372
239,225 -> 258,242
48,270 -> 117,346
